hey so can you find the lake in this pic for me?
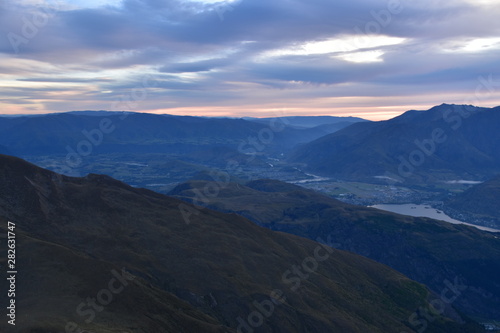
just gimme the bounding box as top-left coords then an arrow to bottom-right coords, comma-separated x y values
370,204 -> 500,233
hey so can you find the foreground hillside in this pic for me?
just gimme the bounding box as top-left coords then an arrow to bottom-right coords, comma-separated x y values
0,154 -> 482,332
171,178 -> 500,322
290,104 -> 500,184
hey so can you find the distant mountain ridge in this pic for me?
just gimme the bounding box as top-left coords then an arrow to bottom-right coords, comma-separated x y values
290,104 -> 500,183
0,111 -> 367,159
244,115 -> 368,128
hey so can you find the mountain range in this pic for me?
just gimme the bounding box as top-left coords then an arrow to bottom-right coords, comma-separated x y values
3,104 -> 499,193
0,112 -> 364,158
0,154 -> 484,333
290,104 -> 500,184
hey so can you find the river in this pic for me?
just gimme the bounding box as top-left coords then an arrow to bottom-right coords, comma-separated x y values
370,204 -> 500,233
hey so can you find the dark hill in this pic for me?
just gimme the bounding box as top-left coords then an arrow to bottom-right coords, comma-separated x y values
289,104 -> 500,184
0,112 -> 356,158
170,178 -> 500,322
0,154 -> 482,332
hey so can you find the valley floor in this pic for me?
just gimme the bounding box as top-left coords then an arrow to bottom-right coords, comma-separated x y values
24,153 -> 500,231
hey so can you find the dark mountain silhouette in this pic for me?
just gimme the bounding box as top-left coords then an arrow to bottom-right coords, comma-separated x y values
0,112 -> 363,158
0,154 -> 482,333
171,178 -> 500,322
290,104 -> 500,184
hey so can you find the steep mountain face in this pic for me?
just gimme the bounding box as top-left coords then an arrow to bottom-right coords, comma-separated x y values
0,154 -> 484,333
170,178 -> 500,322
445,174 -> 500,226
0,112 -> 361,158
289,104 -> 500,183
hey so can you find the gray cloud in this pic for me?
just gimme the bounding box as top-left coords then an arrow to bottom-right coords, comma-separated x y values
17,77 -> 113,83
1,0 -> 500,117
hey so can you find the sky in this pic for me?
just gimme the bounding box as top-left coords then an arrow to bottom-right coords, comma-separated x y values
1,0 -> 500,120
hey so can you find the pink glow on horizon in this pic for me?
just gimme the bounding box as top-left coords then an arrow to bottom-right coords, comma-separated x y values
138,103 -> 450,121
2,101 -> 500,121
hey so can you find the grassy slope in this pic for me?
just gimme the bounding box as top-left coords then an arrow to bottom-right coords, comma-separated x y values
0,154 -> 480,333
170,179 -> 500,321
0,228 -> 232,333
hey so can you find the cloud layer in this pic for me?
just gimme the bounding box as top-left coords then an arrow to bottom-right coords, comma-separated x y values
1,0 -> 500,119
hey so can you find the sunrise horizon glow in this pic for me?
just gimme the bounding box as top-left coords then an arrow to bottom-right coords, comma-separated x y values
1,0 -> 500,120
